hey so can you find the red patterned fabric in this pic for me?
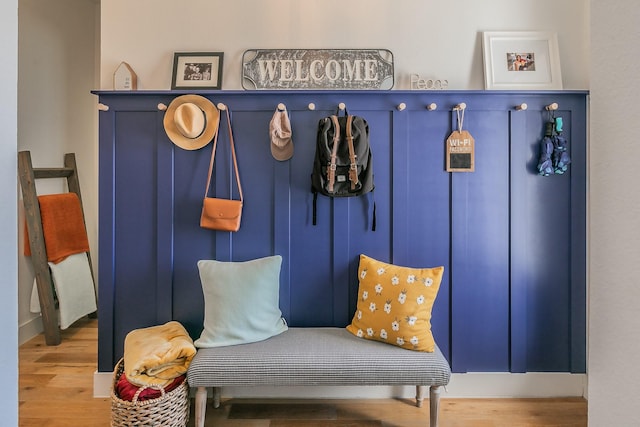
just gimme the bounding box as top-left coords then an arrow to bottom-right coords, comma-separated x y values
115,372 -> 185,402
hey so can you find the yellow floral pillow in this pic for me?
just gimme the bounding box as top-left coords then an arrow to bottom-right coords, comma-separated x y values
346,254 -> 444,352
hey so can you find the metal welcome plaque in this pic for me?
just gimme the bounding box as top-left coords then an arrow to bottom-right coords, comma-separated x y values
242,49 -> 394,90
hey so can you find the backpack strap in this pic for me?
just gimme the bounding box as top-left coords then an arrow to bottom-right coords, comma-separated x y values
312,192 -> 318,226
326,115 -> 340,193
371,192 -> 376,231
345,115 -> 359,190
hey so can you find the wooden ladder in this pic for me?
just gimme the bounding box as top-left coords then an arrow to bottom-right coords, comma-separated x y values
17,150 -> 96,346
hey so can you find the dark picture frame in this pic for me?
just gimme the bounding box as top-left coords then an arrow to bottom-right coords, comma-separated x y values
171,52 -> 224,90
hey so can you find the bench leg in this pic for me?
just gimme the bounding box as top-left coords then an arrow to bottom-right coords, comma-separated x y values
429,385 -> 442,427
213,386 -> 221,408
416,385 -> 425,407
195,387 -> 208,427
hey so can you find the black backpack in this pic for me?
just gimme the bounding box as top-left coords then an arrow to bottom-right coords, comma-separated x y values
311,109 -> 375,229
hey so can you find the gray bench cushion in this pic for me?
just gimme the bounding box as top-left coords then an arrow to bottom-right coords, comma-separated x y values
187,327 -> 451,387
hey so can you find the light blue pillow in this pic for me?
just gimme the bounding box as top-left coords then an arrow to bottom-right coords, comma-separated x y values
194,255 -> 288,348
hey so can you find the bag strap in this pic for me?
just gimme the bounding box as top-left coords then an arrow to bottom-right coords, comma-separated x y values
204,108 -> 243,202
345,115 -> 359,190
326,115 -> 340,193
203,122 -> 219,197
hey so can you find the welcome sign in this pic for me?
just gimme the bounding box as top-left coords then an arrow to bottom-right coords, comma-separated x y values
242,49 -> 394,90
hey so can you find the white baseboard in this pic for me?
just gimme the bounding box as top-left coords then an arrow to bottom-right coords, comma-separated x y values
19,316 -> 43,345
93,372 -> 586,399
445,372 -> 586,398
94,370 -> 113,398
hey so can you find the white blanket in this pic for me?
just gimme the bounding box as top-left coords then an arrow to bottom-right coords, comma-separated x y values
30,252 -> 97,329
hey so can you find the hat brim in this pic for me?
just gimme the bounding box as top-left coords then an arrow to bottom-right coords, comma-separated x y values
271,139 -> 294,161
163,94 -> 220,150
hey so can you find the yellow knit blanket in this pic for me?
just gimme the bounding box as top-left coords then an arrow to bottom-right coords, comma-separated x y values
123,321 -> 196,388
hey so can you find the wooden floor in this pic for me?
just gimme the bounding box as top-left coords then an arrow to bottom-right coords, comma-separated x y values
19,318 -> 587,426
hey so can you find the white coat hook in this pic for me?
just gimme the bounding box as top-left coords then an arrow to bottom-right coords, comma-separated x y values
338,102 -> 346,111
97,103 -> 109,111
217,103 -> 227,111
427,103 -> 437,111
277,103 -> 286,112
454,102 -> 466,111
157,103 -> 167,111
516,103 -> 528,111
397,102 -> 406,111
546,102 -> 559,111
308,103 -> 316,111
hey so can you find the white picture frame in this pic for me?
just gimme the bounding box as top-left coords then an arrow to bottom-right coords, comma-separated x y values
482,31 -> 562,90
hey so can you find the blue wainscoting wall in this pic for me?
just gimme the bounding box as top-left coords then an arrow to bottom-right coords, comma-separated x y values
94,90 -> 587,375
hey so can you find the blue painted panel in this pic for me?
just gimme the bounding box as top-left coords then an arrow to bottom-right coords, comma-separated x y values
96,91 -> 588,374
97,108 -> 115,370
345,110 -> 393,324
288,109 -> 337,326
111,111 -> 161,363
155,111 -> 175,324
568,101 -> 588,373
226,111 -> 277,261
521,109 -> 572,372
509,110 -> 528,373
403,109 -> 452,360
170,142 -> 214,338
451,109 -> 511,372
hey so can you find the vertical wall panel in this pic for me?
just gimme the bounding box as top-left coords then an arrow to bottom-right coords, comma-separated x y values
97,108 -> 115,370
112,111 -> 160,362
568,100 -> 587,373
527,109 -> 573,372
155,110 -> 175,325
451,110 -> 511,372
509,110 -> 528,373
511,109 -> 572,372
347,110 -> 394,322
171,139 -> 216,337
403,109 -> 452,360
289,109 -> 336,326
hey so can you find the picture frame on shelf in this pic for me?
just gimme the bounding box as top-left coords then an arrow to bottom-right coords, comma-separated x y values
171,52 -> 224,90
482,31 -> 562,90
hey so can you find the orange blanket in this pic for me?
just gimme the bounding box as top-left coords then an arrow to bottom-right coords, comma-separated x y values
24,193 -> 90,264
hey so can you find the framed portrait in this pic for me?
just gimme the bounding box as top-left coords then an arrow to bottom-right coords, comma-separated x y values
171,52 -> 224,90
482,31 -> 562,90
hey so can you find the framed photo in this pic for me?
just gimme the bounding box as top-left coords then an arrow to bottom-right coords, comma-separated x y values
171,52 -> 224,90
482,31 -> 562,90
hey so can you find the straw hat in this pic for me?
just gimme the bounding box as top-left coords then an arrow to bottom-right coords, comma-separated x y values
269,108 -> 294,161
163,94 -> 219,150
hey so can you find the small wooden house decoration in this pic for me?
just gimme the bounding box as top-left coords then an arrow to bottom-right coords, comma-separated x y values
113,61 -> 137,90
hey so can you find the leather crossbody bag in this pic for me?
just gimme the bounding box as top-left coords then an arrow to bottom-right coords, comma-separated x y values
200,109 -> 243,232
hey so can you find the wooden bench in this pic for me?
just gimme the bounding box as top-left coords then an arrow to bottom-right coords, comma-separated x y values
187,327 -> 451,427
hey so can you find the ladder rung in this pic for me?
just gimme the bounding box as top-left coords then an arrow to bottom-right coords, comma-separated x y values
33,167 -> 74,179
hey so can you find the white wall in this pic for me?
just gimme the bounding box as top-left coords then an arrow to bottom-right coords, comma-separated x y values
588,1 -> 640,425
19,0 -> 640,424
93,0 -> 595,400
1,0 -> 19,424
100,0 -> 589,90
17,0 -> 99,342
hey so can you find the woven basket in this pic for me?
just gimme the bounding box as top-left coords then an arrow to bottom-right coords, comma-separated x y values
111,358 -> 190,427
